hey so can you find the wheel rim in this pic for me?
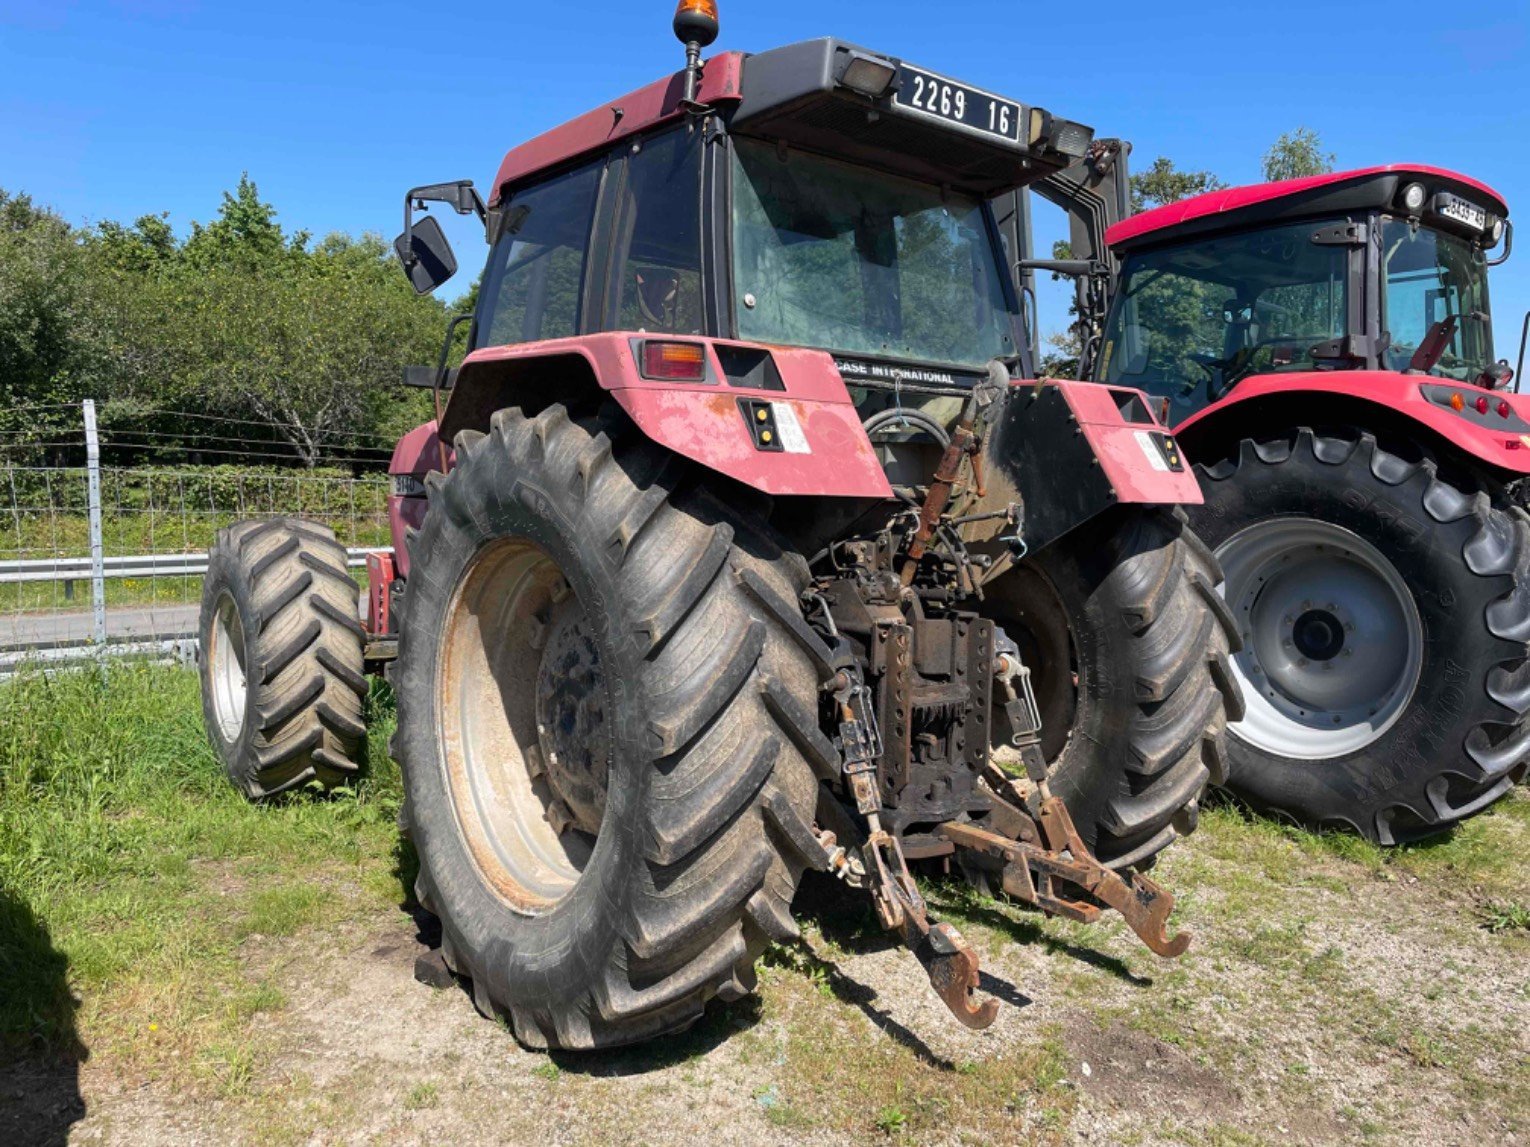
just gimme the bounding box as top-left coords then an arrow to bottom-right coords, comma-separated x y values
209,591 -> 248,743
437,538 -> 610,914
1217,518 -> 1423,759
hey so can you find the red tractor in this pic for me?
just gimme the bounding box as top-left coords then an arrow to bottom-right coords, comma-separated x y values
1085,164 -> 1528,843
198,3 -> 1240,1047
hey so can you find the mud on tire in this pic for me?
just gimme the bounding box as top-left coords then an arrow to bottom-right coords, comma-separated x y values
199,518 -> 369,799
392,404 -> 826,1050
981,506 -> 1244,870
1192,429 -> 1530,842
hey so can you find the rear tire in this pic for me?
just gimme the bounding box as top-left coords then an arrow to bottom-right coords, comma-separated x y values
1191,429 -> 1530,843
392,405 -> 825,1050
981,506 -> 1244,869
198,518 -> 368,799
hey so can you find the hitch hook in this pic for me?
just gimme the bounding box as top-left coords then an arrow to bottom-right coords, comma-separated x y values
916,922 -> 999,1030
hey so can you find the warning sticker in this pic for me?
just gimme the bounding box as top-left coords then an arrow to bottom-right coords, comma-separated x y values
1133,430 -> 1169,472
772,402 -> 811,454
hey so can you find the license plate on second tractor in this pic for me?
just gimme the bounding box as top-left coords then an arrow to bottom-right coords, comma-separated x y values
892,64 -> 1023,145
1438,194 -> 1488,233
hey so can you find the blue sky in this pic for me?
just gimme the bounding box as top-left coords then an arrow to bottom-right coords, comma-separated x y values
2,0 -> 1527,367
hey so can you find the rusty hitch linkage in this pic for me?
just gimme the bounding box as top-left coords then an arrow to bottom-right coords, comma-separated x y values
950,645 -> 1191,960
820,637 -> 1189,1031
823,653 -> 997,1029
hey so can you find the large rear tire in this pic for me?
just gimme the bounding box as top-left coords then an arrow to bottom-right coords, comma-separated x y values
392,405 -> 825,1050
981,506 -> 1244,869
1191,429 -> 1530,843
198,518 -> 368,799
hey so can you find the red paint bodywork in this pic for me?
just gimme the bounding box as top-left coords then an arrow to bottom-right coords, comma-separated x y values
1054,381 -> 1203,505
1174,372 -> 1530,477
454,334 -> 894,499
490,53 -> 745,205
366,551 -> 396,636
386,421 -> 452,580
1107,165 -> 1508,249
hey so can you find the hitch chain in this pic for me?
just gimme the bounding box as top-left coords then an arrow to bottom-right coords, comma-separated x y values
826,651 -> 999,1030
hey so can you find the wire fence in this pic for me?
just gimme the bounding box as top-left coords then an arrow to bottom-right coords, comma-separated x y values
0,400 -> 394,673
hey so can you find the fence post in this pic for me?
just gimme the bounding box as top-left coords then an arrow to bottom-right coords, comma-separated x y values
83,399 -> 107,648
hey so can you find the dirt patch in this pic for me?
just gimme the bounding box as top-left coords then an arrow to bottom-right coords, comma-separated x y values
28,796 -> 1530,1145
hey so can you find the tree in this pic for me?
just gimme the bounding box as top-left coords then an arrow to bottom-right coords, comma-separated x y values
0,191 -> 98,446
83,176 -> 445,466
1130,157 -> 1227,213
1262,128 -> 1336,183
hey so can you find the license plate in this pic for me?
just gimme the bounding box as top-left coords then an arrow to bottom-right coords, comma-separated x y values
892,64 -> 1023,145
1438,195 -> 1487,232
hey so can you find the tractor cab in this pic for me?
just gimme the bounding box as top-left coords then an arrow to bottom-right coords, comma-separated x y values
1096,167 -> 1513,427
398,37 -> 1097,398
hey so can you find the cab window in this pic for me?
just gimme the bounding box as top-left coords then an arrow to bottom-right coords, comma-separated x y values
1102,219 -> 1349,423
607,127 -> 704,334
478,160 -> 603,347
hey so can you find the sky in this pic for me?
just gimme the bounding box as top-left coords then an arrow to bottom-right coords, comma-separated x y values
2,0 -> 1527,368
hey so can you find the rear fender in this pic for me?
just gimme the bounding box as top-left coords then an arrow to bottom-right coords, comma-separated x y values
1174,372 -> 1530,479
972,380 -> 1201,553
386,421 -> 453,580
440,333 -> 892,499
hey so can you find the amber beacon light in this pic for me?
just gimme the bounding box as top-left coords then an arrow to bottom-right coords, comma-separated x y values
673,1 -> 720,105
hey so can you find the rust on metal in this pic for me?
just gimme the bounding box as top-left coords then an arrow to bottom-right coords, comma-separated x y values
935,798 -> 1191,960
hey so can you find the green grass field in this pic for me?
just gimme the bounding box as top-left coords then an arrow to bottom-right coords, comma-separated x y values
1,666 -> 1525,1144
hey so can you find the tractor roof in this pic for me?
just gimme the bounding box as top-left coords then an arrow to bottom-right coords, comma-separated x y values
1106,165 -> 1508,251
489,52 -> 746,207
490,39 -> 1090,206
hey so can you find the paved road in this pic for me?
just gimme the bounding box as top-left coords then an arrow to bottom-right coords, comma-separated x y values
0,604 -> 200,650
1,592 -> 368,655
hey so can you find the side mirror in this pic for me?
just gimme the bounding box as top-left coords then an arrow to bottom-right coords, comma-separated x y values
394,214 -> 457,295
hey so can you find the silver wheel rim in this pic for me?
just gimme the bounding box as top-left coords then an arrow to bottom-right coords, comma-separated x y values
437,539 -> 609,915
209,592 -> 248,743
1217,518 -> 1423,759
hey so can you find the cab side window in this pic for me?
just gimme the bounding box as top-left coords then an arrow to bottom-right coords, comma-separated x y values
608,128 -> 704,334
478,161 -> 603,347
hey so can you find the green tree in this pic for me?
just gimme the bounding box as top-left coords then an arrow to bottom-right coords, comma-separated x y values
0,191 -> 98,444
1262,128 -> 1336,182
84,176 -> 445,465
183,173 -> 307,270
1130,157 -> 1227,212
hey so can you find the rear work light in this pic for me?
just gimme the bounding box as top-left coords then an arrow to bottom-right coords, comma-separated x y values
640,340 -> 709,382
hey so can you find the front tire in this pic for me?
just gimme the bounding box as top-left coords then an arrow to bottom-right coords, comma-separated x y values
981,506 -> 1244,869
392,405 -> 825,1050
1191,429 -> 1530,843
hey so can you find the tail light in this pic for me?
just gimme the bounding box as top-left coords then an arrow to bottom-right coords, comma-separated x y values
1476,395 -> 1490,414
1499,400 -> 1512,418
640,340 -> 708,382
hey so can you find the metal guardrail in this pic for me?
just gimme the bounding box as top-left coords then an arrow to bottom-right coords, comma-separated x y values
0,547 -> 390,585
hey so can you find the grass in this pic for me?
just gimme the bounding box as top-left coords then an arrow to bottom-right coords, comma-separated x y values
0,664 -> 1525,1143
0,664 -> 407,1081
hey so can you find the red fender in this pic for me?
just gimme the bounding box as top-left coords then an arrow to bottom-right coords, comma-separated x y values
447,333 -> 893,499
1174,371 -> 1530,477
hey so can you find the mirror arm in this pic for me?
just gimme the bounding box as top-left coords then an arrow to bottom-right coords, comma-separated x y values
402,181 -> 487,268
1516,310 -> 1529,395
1489,220 -> 1513,268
